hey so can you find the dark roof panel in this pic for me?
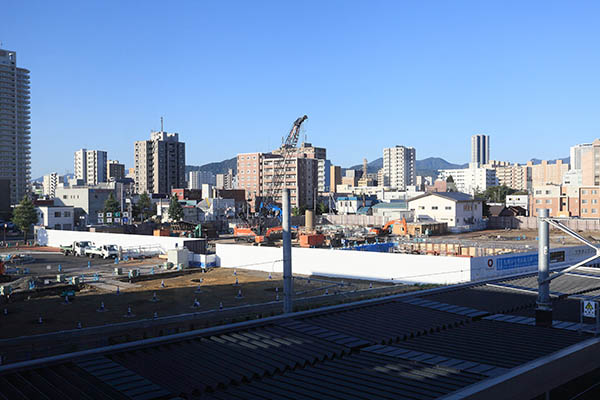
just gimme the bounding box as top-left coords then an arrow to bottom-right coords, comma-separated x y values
296,301 -> 471,344
204,351 -> 487,400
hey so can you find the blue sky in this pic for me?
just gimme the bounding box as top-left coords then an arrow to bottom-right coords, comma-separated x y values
3,1 -> 600,178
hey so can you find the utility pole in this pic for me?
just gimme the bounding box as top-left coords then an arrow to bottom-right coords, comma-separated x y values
283,188 -> 293,313
536,208 -> 552,326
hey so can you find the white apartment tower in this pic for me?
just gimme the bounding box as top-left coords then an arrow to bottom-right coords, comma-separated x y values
134,130 -> 186,194
382,145 -> 416,190
471,134 -> 490,166
74,149 -> 108,185
42,172 -> 62,197
0,47 -> 31,203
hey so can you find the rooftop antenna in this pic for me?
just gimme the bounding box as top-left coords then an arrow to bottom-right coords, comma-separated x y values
160,117 -> 164,132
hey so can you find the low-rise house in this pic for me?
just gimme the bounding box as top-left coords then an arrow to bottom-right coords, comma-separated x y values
408,192 -> 483,228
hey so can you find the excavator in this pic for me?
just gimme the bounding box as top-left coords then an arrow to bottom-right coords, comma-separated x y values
369,218 -> 408,237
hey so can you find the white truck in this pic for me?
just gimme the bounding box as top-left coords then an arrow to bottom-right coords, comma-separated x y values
60,241 -> 93,256
85,244 -> 119,259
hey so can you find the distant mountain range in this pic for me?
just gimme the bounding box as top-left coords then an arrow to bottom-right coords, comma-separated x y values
186,157 -> 237,175
347,157 -> 467,178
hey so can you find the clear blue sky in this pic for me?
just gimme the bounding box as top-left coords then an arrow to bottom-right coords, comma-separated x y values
3,1 -> 600,178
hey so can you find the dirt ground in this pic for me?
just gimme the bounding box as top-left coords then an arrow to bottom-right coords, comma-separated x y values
0,266 -> 413,339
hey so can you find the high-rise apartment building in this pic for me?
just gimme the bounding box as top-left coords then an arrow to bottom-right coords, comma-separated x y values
382,145 -> 416,190
42,172 -> 63,197
471,134 -> 489,166
0,47 -> 31,203
330,165 -> 342,193
570,142 -> 594,171
216,169 -> 234,190
134,130 -> 186,194
527,159 -> 569,187
107,160 -> 125,180
237,151 -> 319,211
188,170 -> 216,189
74,149 -> 107,186
580,139 -> 600,186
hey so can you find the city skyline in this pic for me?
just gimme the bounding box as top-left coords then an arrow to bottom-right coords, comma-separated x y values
4,1 -> 600,178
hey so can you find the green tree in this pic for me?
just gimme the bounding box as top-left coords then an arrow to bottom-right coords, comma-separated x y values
136,192 -> 153,221
103,193 -> 120,214
168,193 -> 184,222
446,175 -> 454,183
317,202 -> 329,215
479,185 -> 517,203
12,196 -> 38,241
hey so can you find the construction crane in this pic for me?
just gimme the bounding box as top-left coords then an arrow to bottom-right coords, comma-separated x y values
264,115 -> 308,207
234,115 -> 308,242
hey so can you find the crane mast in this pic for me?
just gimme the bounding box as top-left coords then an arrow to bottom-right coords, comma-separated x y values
265,115 -> 308,207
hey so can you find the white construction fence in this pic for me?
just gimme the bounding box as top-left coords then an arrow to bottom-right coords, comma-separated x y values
216,243 -> 595,285
36,228 -> 204,256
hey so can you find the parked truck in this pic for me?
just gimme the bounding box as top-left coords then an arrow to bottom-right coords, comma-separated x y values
85,244 -> 119,259
60,241 -> 93,256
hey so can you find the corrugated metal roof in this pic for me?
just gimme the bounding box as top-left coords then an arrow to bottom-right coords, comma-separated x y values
391,319 -> 588,369
295,301 -> 471,344
0,362 -> 136,400
108,324 -> 349,397
203,351 -> 487,400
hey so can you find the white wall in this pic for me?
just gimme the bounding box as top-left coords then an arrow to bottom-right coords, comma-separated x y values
216,243 -> 471,284
217,243 -> 597,285
36,228 -> 202,253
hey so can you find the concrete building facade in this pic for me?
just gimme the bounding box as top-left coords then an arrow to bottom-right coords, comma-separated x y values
36,205 -> 74,230
382,145 -> 415,190
74,149 -> 108,186
188,170 -> 216,189
54,187 -> 115,226
216,169 -> 234,190
107,160 -> 125,180
237,151 -> 318,210
0,47 -> 31,203
438,164 -> 497,195
42,172 -> 63,197
134,130 -> 186,194
528,159 -> 569,187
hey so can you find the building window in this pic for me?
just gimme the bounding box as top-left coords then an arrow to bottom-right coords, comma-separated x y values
583,208 -> 588,213
445,206 -> 451,210
54,211 -> 61,217
431,206 -> 438,210
582,190 -> 588,195
536,199 -> 541,204
64,211 -> 71,217
582,199 -> 588,204
593,199 -> 598,204
545,199 -> 551,204
593,209 -> 598,214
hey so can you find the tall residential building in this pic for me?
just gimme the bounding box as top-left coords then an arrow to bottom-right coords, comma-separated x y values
74,149 -> 108,185
330,165 -> 342,193
42,172 -> 63,197
382,145 -> 416,190
483,160 -> 530,191
107,160 -> 125,180
0,47 -> 31,203
527,159 -> 569,187
237,151 -> 318,210
134,130 -> 186,194
581,139 -> 600,186
570,142 -> 594,171
471,134 -> 490,166
438,164 -> 498,195
216,169 -> 234,190
188,170 -> 216,189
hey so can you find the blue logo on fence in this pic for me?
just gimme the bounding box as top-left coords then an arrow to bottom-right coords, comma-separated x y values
496,254 -> 538,270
